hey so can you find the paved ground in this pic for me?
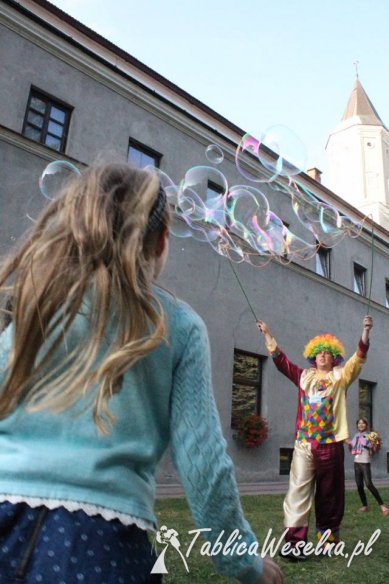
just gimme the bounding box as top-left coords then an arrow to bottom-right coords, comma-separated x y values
156,478 -> 389,499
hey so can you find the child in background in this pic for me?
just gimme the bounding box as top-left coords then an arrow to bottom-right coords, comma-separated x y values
0,163 -> 282,584
349,418 -> 389,516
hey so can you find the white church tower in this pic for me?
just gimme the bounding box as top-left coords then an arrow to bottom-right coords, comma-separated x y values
326,77 -> 389,229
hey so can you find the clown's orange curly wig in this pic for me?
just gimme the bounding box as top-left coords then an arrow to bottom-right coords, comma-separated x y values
303,334 -> 345,366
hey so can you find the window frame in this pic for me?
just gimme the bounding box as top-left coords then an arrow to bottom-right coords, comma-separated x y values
206,180 -> 224,199
127,138 -> 162,169
385,279 -> 389,308
353,263 -> 367,296
281,220 -> 290,260
22,87 -> 72,153
315,246 -> 331,279
206,180 -> 226,226
279,448 -> 294,475
231,348 -> 264,430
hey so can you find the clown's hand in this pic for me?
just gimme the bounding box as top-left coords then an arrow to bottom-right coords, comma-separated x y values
256,321 -> 273,345
256,321 -> 270,335
362,315 -> 373,345
363,315 -> 373,331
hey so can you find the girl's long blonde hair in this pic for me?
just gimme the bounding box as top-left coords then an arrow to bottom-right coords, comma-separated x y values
0,163 -> 169,432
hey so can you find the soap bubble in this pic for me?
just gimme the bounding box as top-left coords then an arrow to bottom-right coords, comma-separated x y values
39,160 -> 81,200
205,144 -> 224,165
235,127 -> 307,184
258,125 -> 307,179
178,166 -> 228,225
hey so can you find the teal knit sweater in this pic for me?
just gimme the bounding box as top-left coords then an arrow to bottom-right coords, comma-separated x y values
0,289 -> 262,583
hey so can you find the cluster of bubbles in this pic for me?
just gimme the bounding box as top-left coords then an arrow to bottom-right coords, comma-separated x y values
154,125 -> 363,266
37,125 -> 364,267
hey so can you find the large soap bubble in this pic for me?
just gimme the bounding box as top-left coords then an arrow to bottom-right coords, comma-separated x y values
178,166 -> 228,226
235,126 -> 307,184
257,125 -> 307,179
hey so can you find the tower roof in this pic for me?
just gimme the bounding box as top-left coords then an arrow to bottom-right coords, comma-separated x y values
341,79 -> 384,126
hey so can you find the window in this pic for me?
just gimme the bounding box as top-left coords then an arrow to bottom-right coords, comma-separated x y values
385,280 -> 389,308
359,380 -> 375,429
206,181 -> 225,226
22,88 -> 72,152
280,448 -> 294,475
316,247 -> 331,278
128,139 -> 161,168
281,221 -> 290,260
231,349 -> 263,429
353,263 -> 366,295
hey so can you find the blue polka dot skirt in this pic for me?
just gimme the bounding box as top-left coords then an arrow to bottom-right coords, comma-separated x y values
0,502 -> 161,583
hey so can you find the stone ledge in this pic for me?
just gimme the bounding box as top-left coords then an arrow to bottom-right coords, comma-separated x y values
156,478 -> 389,499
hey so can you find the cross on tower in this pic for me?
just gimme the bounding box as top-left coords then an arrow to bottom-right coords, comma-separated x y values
353,60 -> 359,79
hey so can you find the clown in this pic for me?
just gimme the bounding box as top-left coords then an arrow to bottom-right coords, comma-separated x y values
257,316 -> 373,561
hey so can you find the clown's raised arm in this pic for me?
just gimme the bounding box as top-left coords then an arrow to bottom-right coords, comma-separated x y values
362,315 -> 373,343
256,321 -> 303,387
339,315 -> 372,385
256,315 -> 372,388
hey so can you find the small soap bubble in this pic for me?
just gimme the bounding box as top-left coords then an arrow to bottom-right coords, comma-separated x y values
205,144 -> 224,165
39,160 -> 81,200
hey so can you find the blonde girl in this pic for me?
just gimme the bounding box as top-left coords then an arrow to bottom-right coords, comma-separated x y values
0,163 -> 282,584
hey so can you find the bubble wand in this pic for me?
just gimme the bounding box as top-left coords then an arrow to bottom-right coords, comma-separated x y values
366,218 -> 375,315
228,258 -> 259,321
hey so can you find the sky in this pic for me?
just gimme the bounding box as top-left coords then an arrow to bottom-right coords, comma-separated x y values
49,0 -> 389,186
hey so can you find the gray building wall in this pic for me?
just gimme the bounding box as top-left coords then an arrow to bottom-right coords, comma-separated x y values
1,0 -> 389,482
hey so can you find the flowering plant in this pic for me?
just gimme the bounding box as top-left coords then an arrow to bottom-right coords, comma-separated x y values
234,414 -> 269,449
367,431 -> 381,455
